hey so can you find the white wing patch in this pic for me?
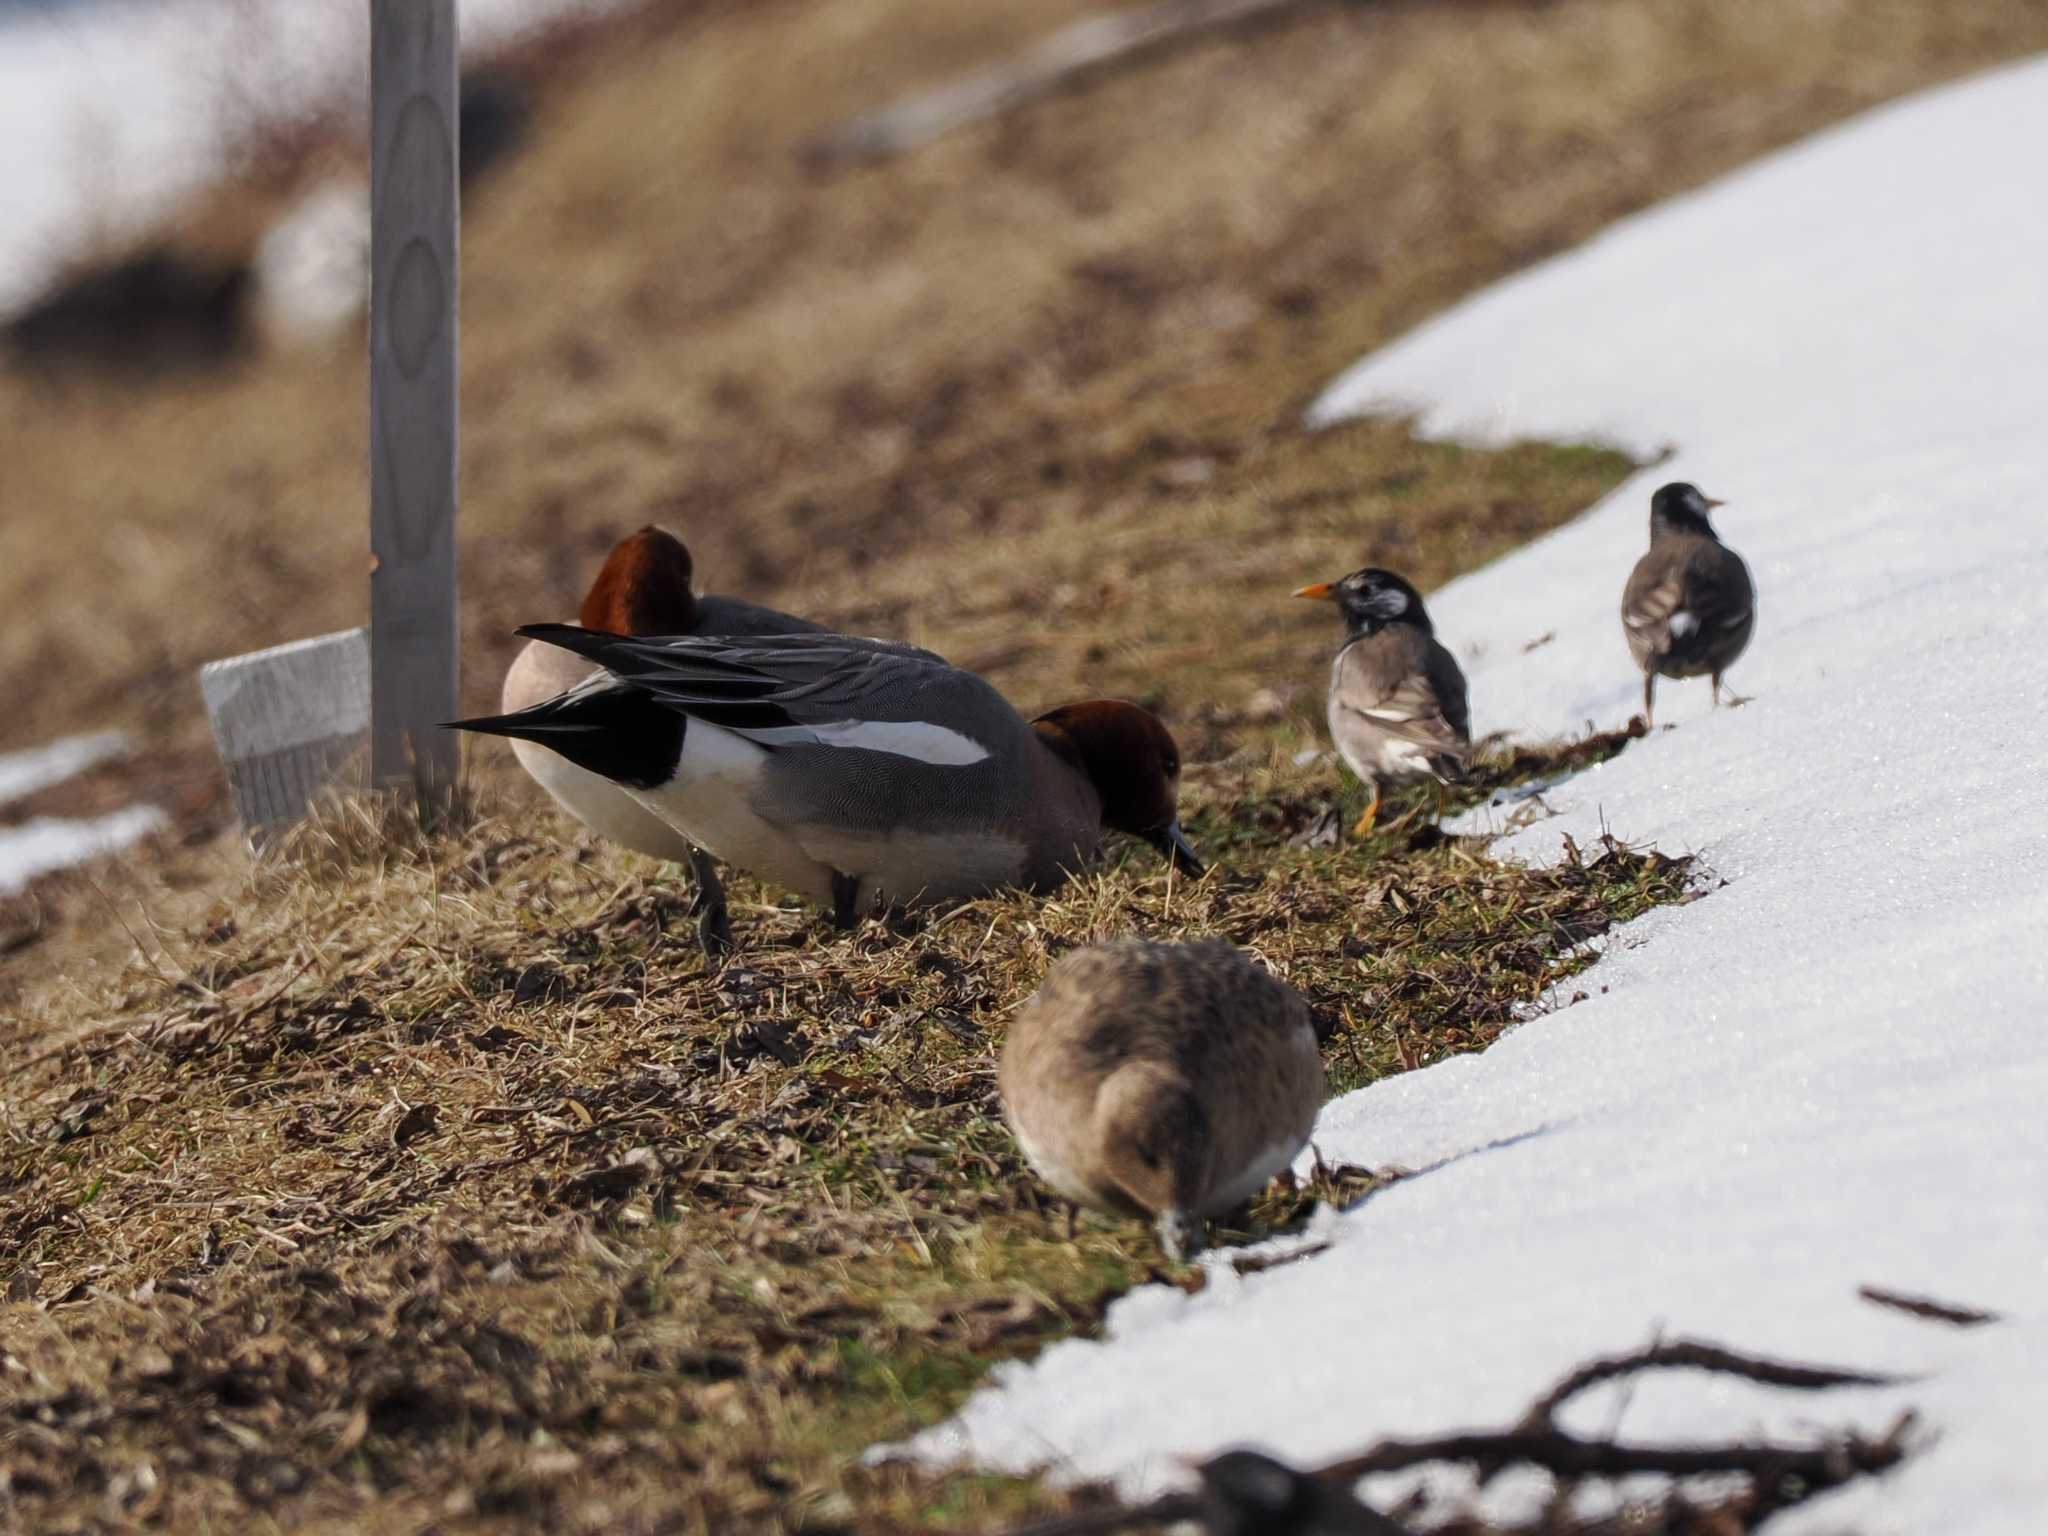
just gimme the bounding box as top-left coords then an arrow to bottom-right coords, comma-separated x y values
1668,610 -> 1700,639
747,718 -> 990,765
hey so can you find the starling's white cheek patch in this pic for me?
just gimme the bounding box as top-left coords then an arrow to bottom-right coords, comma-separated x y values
1668,611 -> 1700,638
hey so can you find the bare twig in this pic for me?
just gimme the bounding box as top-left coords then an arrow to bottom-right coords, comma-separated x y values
1858,1284 -> 2001,1327
1518,1337 -> 1901,1429
1315,1414 -> 1913,1490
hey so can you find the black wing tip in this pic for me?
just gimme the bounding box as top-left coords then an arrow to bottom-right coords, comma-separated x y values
515,621 -> 604,642
443,712 -> 519,736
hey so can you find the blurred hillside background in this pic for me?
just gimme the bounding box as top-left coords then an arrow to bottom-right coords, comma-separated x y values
4,0 -> 2046,965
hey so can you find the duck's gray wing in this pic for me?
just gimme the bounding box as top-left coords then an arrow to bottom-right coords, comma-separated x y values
514,624 -> 1012,763
689,593 -> 830,639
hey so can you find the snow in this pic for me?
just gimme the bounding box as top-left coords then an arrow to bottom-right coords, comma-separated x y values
0,733 -> 164,895
0,731 -> 129,805
0,0 -> 621,317
0,806 -> 167,898
896,55 -> 2048,1534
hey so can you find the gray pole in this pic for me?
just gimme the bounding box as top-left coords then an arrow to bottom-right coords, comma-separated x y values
367,0 -> 459,812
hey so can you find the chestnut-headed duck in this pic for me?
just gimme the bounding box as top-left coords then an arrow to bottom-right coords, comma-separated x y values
455,626 -> 1202,944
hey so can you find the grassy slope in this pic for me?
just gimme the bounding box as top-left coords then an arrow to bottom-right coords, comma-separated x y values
10,0 -> 2047,999
7,0 -> 2044,757
0,752 -> 1690,1535
6,1 -> 2048,1531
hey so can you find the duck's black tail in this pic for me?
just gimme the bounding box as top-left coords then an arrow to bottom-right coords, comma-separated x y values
444,678 -> 684,789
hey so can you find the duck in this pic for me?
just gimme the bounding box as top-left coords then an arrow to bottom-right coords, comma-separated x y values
1292,567 -> 1470,837
451,626 -> 1202,940
496,526 -> 825,955
999,939 -> 1321,1262
1622,481 -> 1756,724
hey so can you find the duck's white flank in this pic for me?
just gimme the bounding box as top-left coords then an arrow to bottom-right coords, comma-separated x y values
626,722 -> 834,903
510,737 -> 696,863
502,642 -> 698,863
621,717 -> 1027,908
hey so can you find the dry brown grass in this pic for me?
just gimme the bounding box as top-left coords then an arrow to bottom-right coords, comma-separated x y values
10,0 -> 2047,998
1,740 -> 1693,1534
6,1 -> 2045,1529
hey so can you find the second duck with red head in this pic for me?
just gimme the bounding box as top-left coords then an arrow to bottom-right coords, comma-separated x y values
496,525 -> 825,955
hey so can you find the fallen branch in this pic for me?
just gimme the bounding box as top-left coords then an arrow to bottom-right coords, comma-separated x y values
984,1334 -> 1915,1535
1314,1413 -> 1912,1491
1858,1283 -> 2001,1327
1518,1337 -> 1902,1429
801,0 -> 1316,169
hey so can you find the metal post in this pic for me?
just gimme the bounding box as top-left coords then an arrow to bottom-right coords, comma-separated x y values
368,0 -> 459,812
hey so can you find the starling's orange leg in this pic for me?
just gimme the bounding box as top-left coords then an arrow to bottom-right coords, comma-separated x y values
1642,673 -> 1656,726
1352,788 -> 1381,839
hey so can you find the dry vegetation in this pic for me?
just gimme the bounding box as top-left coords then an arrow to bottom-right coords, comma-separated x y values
8,0 -> 2048,1530
1,747 -> 1693,1534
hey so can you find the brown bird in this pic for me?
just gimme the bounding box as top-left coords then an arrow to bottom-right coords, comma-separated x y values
1621,482 -> 1756,724
1293,568 -> 1470,837
497,526 -> 823,955
999,939 -> 1322,1262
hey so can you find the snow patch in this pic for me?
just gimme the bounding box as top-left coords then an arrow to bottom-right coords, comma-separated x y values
0,731 -> 130,805
894,53 -> 2048,1536
0,806 -> 167,898
0,0 -> 624,316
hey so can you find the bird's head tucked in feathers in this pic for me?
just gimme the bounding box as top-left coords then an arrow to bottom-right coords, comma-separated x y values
579,526 -> 700,635
1032,700 -> 1202,877
1292,567 -> 1432,638
1649,482 -> 1725,542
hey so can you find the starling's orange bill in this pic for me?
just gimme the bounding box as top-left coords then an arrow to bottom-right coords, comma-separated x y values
1292,581 -> 1336,600
1705,497 -> 1727,508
